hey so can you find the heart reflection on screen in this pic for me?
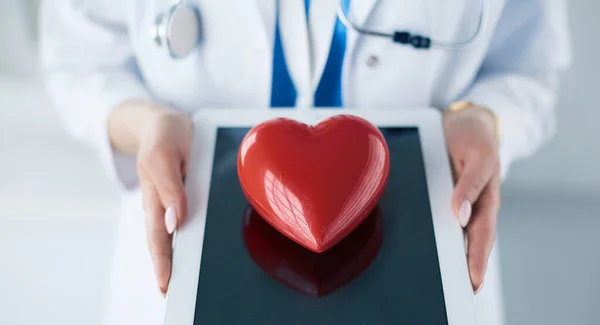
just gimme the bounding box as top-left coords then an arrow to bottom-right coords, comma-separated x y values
242,205 -> 383,298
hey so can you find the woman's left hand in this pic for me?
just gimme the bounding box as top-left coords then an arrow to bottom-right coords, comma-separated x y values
443,105 -> 501,294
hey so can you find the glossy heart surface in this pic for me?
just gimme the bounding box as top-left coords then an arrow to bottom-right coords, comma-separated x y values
237,115 -> 390,253
242,206 -> 383,297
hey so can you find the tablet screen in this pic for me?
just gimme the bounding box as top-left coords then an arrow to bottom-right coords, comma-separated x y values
193,127 -> 448,324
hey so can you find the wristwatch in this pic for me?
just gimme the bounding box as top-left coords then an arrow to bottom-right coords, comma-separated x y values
443,101 -> 500,144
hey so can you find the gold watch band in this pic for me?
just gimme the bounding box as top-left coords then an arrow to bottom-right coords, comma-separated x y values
443,101 -> 500,144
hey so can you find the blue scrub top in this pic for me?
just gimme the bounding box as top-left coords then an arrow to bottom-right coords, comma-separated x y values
270,0 -> 350,108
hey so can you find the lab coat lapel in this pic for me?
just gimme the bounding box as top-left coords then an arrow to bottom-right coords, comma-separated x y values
309,0 -> 338,92
342,0 -> 381,107
278,0 -> 312,107
309,0 -> 383,104
252,0 -> 382,108
350,0 -> 381,26
345,0 -> 381,52
253,0 -> 276,43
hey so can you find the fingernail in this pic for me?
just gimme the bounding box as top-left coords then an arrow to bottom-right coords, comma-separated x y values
474,279 -> 485,295
165,206 -> 177,234
458,200 -> 472,227
159,285 -> 167,298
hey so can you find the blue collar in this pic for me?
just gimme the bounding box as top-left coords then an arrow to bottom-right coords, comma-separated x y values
270,0 -> 351,108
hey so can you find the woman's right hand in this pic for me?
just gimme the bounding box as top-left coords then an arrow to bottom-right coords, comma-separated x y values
108,100 -> 194,296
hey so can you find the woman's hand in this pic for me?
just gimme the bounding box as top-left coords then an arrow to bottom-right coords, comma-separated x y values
109,100 -> 193,296
443,104 -> 501,294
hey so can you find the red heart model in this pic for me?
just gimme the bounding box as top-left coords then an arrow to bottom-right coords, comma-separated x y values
242,206 -> 383,298
237,114 -> 390,253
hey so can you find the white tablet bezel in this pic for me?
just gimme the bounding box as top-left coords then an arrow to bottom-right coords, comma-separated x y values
165,108 -> 477,325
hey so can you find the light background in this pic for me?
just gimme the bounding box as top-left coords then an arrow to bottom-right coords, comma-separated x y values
0,1 -> 598,324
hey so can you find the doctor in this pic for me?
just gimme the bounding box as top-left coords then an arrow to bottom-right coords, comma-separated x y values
40,0 -> 570,324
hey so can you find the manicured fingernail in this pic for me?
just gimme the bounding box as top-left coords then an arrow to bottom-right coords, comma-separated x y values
159,285 -> 167,297
458,200 -> 472,227
474,279 -> 485,295
165,206 -> 177,234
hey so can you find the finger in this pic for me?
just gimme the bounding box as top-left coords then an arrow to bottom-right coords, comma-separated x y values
149,153 -> 188,234
448,158 -> 461,185
452,151 -> 496,227
142,183 -> 173,296
466,175 -> 500,294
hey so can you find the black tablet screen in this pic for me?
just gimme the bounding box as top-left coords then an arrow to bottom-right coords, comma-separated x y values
193,127 -> 448,324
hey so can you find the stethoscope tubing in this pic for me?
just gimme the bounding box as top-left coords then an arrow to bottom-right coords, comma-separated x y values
155,0 -> 487,60
336,0 -> 486,51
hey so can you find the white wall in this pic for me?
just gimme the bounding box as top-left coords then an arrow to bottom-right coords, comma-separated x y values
0,0 -> 39,76
501,0 -> 600,197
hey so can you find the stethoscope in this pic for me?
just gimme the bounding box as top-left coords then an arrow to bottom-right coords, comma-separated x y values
152,0 -> 485,59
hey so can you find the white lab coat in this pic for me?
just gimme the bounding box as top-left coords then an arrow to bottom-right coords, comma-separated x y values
39,0 -> 571,324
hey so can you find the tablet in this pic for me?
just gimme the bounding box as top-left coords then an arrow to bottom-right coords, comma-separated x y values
165,109 -> 477,325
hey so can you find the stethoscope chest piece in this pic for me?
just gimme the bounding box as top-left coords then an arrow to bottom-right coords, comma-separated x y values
152,3 -> 202,59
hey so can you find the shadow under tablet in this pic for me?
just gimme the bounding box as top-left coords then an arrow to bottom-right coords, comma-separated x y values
193,127 -> 448,325
242,205 -> 383,298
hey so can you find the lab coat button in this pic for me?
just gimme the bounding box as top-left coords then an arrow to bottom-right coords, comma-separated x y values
366,55 -> 379,67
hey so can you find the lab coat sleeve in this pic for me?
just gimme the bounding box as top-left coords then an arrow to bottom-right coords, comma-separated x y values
459,0 -> 572,179
40,1 -> 150,190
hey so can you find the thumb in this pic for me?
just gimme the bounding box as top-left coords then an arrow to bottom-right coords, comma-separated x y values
153,155 -> 188,234
452,153 -> 495,227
